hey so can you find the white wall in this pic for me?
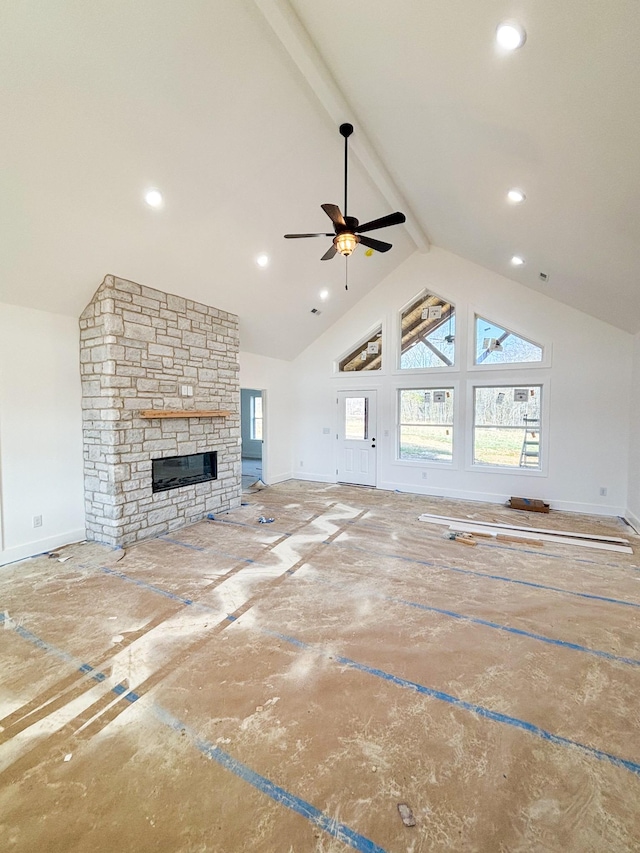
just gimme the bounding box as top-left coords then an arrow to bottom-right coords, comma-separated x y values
0,303 -> 85,565
239,351 -> 294,484
627,332 -> 640,527
290,247 -> 632,515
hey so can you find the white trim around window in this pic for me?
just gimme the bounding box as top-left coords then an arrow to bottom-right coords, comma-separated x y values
395,380 -> 460,469
466,378 -> 550,476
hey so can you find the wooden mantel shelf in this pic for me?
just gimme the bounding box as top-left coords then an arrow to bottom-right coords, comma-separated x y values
140,409 -> 232,419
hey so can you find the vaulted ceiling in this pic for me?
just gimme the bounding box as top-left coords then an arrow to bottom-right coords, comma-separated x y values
2,1 -> 639,359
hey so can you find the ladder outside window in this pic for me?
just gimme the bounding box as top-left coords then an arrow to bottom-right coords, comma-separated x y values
520,416 -> 540,468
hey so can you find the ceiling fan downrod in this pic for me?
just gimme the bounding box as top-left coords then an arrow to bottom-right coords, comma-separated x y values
340,123 -> 354,218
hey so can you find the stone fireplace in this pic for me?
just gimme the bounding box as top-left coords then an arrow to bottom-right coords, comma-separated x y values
80,275 -> 241,547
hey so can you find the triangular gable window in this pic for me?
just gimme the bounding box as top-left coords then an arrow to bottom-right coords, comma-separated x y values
474,316 -> 543,365
400,291 -> 455,369
338,326 -> 382,372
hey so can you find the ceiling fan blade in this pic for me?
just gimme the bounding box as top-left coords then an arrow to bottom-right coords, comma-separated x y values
284,233 -> 334,239
356,211 -> 406,234
321,204 -> 345,227
358,235 -> 392,253
321,244 -> 337,261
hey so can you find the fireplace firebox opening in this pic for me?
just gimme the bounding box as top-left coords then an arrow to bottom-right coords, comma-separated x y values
152,451 -> 218,493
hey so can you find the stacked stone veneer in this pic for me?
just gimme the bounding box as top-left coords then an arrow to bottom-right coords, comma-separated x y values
80,275 -> 241,547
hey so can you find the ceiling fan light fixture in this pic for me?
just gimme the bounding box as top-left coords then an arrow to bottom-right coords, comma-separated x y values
335,232 -> 357,256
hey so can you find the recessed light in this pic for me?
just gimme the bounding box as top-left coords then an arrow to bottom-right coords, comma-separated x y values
496,22 -> 526,50
511,255 -> 525,266
144,189 -> 163,208
256,254 -> 269,268
319,289 -> 329,301
507,188 -> 526,204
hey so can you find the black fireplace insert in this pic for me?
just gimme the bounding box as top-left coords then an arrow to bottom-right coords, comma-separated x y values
152,451 -> 217,493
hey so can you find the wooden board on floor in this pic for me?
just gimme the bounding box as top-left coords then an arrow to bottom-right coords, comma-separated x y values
445,521 -> 633,554
418,512 -> 630,545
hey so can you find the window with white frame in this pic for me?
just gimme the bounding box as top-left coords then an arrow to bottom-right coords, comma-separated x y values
338,326 -> 382,372
475,316 -> 543,365
400,291 -> 455,369
473,386 -> 542,469
250,394 -> 263,441
399,388 -> 454,462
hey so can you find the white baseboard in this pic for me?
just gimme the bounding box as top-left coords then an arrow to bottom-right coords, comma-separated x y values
623,509 -> 640,534
378,480 -> 626,517
545,500 -> 625,517
293,472 -> 336,484
264,472 -> 293,485
0,528 -> 87,567
277,474 -> 628,519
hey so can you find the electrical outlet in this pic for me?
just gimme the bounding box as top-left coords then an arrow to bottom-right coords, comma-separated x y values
33,515 -> 42,528
599,487 -> 607,497
421,472 -> 428,480
299,460 -> 304,468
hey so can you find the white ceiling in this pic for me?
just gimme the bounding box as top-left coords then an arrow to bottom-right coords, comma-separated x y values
2,1 -> 639,360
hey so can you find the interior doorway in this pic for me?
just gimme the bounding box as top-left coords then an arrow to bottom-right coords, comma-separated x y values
240,388 -> 264,489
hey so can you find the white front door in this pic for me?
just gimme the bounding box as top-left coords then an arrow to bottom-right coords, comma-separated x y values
337,391 -> 377,486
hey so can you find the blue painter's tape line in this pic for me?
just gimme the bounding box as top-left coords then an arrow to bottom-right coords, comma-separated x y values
95,566 -> 253,622
201,546 -> 255,563
302,573 -> 640,669
10,622 -> 79,667
390,595 -> 640,668
480,541 -> 632,572
263,629 -> 640,778
159,536 -> 206,552
329,542 -> 640,609
2,607 -> 116,687
98,566 -> 194,606
4,614 -> 140,709
209,516 -> 294,536
207,516 -> 258,530
1,610 -> 387,853
153,705 -> 388,853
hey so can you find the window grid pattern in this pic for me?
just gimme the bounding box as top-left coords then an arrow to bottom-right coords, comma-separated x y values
399,388 -> 454,462
473,386 -> 542,468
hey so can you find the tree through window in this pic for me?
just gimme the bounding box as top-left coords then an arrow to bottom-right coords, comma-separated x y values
473,386 -> 542,468
399,388 -> 454,462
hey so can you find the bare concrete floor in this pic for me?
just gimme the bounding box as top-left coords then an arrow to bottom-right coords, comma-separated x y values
1,482 -> 640,852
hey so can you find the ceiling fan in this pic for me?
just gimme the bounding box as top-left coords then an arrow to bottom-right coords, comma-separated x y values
284,123 -> 406,262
